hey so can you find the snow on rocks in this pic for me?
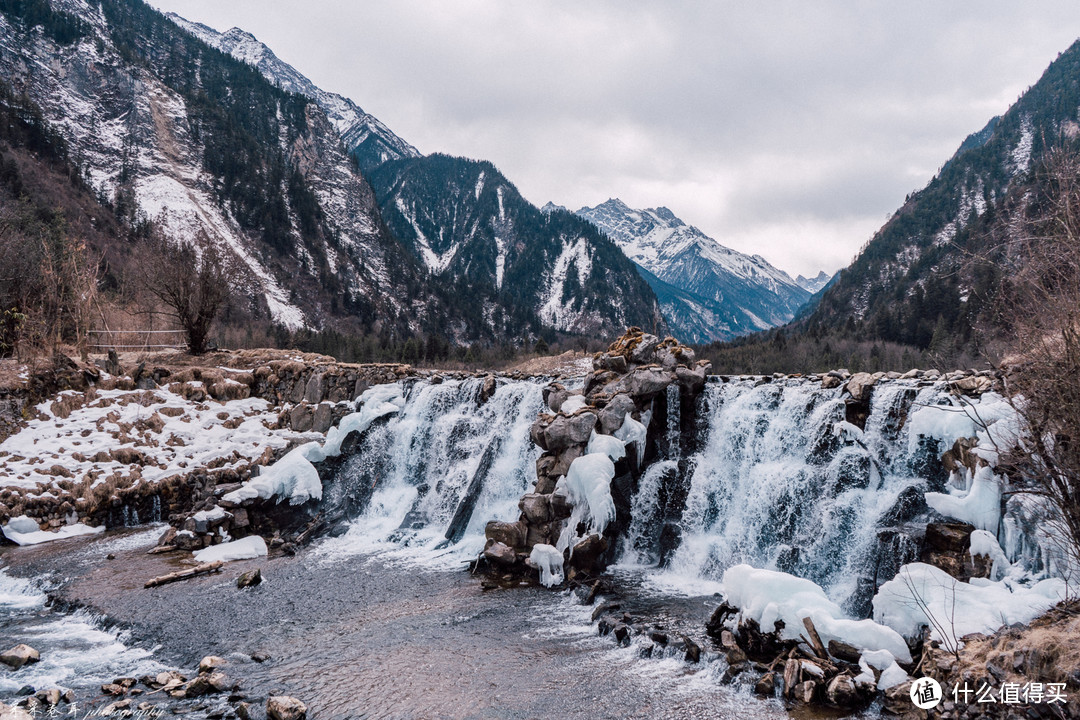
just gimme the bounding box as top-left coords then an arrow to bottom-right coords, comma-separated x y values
193,535 -> 268,563
721,564 -> 912,663
1,516 -> 105,546
872,562 -> 1066,649
221,383 -> 404,506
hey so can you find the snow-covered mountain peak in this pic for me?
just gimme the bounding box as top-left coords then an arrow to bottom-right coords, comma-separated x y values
165,12 -> 420,171
796,270 -> 833,294
577,199 -> 811,342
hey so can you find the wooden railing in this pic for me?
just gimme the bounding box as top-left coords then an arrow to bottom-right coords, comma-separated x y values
88,329 -> 186,352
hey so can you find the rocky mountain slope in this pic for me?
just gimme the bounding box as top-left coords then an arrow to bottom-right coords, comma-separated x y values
369,155 -> 665,337
575,199 -> 811,343
164,14 -> 420,173
0,0 -> 662,344
801,38 -> 1080,351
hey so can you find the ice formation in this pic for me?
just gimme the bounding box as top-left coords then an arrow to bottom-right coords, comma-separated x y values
614,414 -> 647,465
586,431 -> 626,462
529,544 -> 565,587
924,466 -> 1002,534
555,454 -> 616,551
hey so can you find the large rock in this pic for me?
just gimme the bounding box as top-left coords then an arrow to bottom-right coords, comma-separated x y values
655,341 -> 695,369
628,334 -> 661,364
519,494 -> 551,524
568,534 -> 608,573
953,375 -> 993,396
598,394 -> 636,434
485,520 -> 526,549
675,365 -> 707,393
826,674 -> 859,707
0,645 -> 39,670
611,367 -> 674,398
199,656 -> 226,673
844,372 -> 875,402
267,696 -> 307,720
592,353 -> 628,374
533,412 -> 597,452
543,384 -> 570,413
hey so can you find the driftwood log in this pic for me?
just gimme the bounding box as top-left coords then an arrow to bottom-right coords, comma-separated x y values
144,561 -> 223,588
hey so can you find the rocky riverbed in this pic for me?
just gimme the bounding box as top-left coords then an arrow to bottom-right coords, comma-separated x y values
0,526 -> 804,720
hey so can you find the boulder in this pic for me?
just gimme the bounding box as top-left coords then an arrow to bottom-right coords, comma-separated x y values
541,412 -> 597,451
821,374 -> 843,389
567,534 -> 608,573
478,375 -> 497,405
826,674 -> 859,707
675,365 -> 707,393
484,541 -> 517,567
611,367 -> 674,398
543,384 -> 570,413
267,696 -> 307,720
519,494 -> 551,524
755,673 -> 776,696
484,520 -> 526,548
844,372 -> 875,402
795,679 -> 818,703
311,403 -> 333,434
598,394 -> 636,434
592,353 -> 628,374
198,656 -> 226,674
953,375 -> 993,396
237,569 -> 262,589
0,645 -> 39,670
628,334 -> 661,365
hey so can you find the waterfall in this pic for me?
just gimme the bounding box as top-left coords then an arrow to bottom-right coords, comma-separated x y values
320,377 -> 543,557
637,377 -> 952,609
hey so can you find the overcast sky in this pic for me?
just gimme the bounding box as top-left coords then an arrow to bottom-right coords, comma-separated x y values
148,1 -> 1080,278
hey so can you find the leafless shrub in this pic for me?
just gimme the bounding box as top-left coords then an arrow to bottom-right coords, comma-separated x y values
139,230 -> 240,355
992,145 -> 1080,577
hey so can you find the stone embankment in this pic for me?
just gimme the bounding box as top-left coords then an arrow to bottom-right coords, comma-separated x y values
0,348 -> 415,542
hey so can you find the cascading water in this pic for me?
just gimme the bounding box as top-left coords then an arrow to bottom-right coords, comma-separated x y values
318,377 -> 543,558
630,377 -> 950,610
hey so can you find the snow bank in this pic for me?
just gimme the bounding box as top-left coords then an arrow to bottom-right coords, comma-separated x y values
924,466 -> 1002,534
872,563 -> 1066,648
193,535 -> 268,563
530,544 -> 564,587
722,564 -> 912,663
614,414 -> 647,465
586,431 -> 626,462
1,516 -> 105,546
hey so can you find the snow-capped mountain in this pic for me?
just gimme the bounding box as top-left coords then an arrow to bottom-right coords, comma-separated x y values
370,156 -> 664,336
165,14 -> 420,172
576,199 -> 810,342
0,0 -> 662,342
796,271 -> 832,294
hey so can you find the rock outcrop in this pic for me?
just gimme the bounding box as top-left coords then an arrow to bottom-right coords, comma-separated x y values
478,328 -> 711,587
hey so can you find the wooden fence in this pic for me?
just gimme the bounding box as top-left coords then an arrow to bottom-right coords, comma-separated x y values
88,329 -> 186,352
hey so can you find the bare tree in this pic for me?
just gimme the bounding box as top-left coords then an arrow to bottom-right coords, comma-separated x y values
0,199 -> 99,360
141,230 -> 238,355
992,145 -> 1080,580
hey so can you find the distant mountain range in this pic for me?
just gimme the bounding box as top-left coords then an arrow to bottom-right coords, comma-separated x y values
570,199 -> 816,342
0,0 -> 663,342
